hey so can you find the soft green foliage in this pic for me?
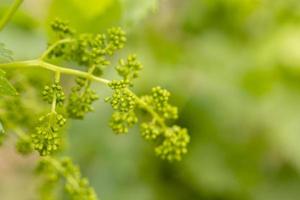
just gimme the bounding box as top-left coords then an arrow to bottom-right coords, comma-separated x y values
0,44 -> 18,96
37,157 -> 97,200
0,5 -> 189,199
0,43 -> 13,62
0,69 -> 17,96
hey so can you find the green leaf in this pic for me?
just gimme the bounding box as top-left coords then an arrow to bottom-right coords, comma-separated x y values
0,43 -> 13,63
0,69 -> 17,96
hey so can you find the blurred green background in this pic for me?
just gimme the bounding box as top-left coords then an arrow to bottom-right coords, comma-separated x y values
2,0 -> 300,199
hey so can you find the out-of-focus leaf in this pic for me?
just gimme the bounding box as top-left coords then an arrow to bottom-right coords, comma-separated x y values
0,44 -> 16,96
0,69 -> 17,96
0,43 -> 13,62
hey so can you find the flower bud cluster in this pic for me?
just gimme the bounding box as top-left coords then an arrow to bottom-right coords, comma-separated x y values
31,113 -> 66,156
150,86 -> 178,120
106,80 -> 138,134
140,122 -> 162,141
51,18 -> 74,38
67,77 -> 99,119
49,21 -> 126,74
155,126 -> 190,161
109,111 -> 138,134
138,87 -> 189,161
116,54 -> 143,83
106,27 -> 126,55
42,82 -> 65,106
105,88 -> 136,113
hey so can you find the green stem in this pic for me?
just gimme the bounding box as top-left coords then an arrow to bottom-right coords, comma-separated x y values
0,60 -> 110,84
0,0 -> 23,31
43,157 -> 81,191
128,89 -> 166,128
51,71 -> 61,113
0,59 -> 167,129
39,38 -> 73,60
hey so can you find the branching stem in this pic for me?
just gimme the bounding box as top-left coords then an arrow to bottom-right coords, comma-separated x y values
0,59 -> 166,130
39,38 -> 74,60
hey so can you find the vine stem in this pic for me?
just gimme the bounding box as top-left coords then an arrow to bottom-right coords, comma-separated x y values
0,0 -> 23,31
51,71 -> 61,113
39,38 -> 73,60
128,89 -> 166,128
0,60 -> 110,84
42,157 -> 81,191
0,59 -> 167,128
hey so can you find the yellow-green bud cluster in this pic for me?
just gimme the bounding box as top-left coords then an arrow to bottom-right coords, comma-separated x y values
70,34 -> 110,68
105,88 -> 136,113
31,113 -> 66,156
51,18 -> 74,38
42,82 -> 65,106
109,111 -> 138,134
140,123 -> 162,140
155,126 -> 190,161
138,87 -> 189,161
106,80 -> 138,134
49,23 -> 126,74
116,54 -> 143,83
145,86 -> 178,120
107,79 -> 129,89
106,27 -> 126,55
106,80 -> 136,112
67,77 -> 99,119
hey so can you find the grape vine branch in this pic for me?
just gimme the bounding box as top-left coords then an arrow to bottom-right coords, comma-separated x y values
0,1 -> 190,199
0,57 -> 167,128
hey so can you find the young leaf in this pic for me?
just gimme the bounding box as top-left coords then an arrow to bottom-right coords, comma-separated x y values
0,69 -> 18,96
